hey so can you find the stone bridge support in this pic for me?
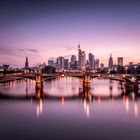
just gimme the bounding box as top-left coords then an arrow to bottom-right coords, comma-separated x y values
35,75 -> 43,98
83,75 -> 91,89
83,74 -> 91,100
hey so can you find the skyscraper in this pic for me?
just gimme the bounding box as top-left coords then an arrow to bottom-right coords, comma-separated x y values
70,55 -> 77,70
81,51 -> 86,69
100,63 -> 104,71
57,57 -> 64,69
78,44 -> 82,69
78,44 -> 86,69
88,53 -> 94,69
108,54 -> 113,70
64,59 -> 69,70
25,57 -> 29,68
48,60 -> 54,66
117,57 -> 123,66
71,55 -> 76,65
95,59 -> 99,69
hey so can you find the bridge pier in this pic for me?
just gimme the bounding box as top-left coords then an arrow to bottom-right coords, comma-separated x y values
82,74 -> 91,100
83,75 -> 91,89
35,75 -> 43,98
83,87 -> 91,100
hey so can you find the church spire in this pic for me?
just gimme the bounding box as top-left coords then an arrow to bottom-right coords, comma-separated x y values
25,57 -> 29,68
108,54 -> 113,70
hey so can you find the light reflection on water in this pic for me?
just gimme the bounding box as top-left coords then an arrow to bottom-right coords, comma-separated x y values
44,77 -> 83,97
90,78 -> 123,97
0,77 -> 140,140
0,79 -> 35,96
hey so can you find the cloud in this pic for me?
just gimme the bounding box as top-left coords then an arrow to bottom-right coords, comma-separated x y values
0,46 -> 41,67
61,45 -> 76,51
0,46 -> 20,57
0,46 -> 39,58
25,48 -> 38,53
17,48 -> 38,53
17,48 -> 25,52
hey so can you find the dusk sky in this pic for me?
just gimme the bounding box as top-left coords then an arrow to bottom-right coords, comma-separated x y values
0,0 -> 140,68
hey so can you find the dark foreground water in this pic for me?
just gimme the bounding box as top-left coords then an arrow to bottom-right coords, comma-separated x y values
0,77 -> 140,140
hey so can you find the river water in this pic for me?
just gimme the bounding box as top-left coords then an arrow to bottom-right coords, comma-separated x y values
0,77 -> 140,140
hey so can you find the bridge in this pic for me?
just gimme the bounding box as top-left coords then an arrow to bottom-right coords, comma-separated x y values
65,73 -> 139,92
0,73 -> 139,100
18,73 -> 139,93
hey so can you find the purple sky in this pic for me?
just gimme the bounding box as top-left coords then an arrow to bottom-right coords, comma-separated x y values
0,0 -> 140,68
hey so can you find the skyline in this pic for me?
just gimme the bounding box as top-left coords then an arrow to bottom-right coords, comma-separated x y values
0,0 -> 140,67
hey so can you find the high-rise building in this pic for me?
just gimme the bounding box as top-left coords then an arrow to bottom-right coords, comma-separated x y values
48,60 -> 54,66
88,53 -> 94,69
71,55 -> 76,65
70,55 -> 77,69
78,44 -> 86,69
81,51 -> 86,69
100,63 -> 104,71
108,54 -> 113,70
117,57 -> 123,66
57,57 -> 64,69
78,44 -> 82,69
64,59 -> 69,70
95,59 -> 99,69
25,57 -> 29,68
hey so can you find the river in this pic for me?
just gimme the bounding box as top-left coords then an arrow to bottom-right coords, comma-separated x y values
0,77 -> 140,140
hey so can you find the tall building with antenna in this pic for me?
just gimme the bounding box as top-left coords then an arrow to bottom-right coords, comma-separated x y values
78,44 -> 86,69
78,44 -> 82,69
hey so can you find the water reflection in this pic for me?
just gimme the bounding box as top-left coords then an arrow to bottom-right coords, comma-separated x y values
1,77 -> 140,140
44,77 -> 82,97
0,77 -> 140,119
36,99 -> 43,118
125,96 -> 129,113
8,93 -> 140,120
98,96 -> 101,104
83,99 -> 90,118
0,78 -> 35,96
134,103 -> 138,117
122,94 -> 139,118
61,96 -> 65,106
